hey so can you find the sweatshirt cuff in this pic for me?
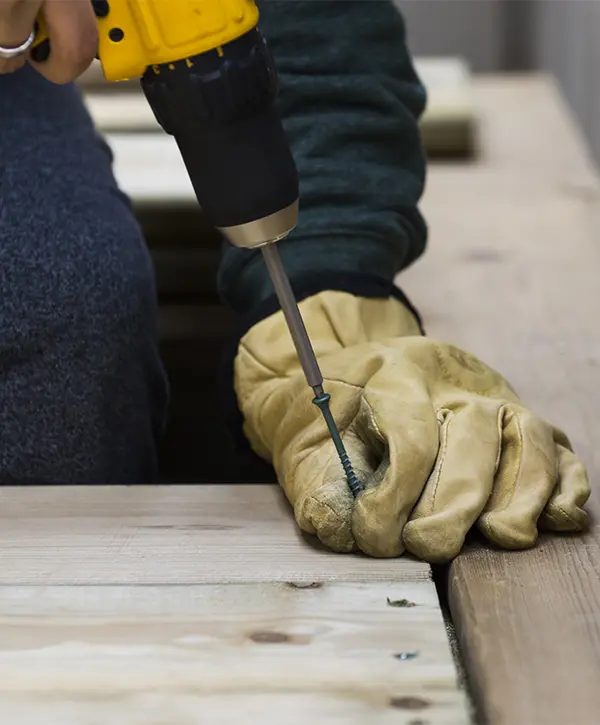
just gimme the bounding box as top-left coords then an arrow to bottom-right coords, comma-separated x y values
217,223 -> 426,315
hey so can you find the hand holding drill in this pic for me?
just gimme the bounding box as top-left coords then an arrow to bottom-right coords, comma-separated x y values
0,0 -> 96,80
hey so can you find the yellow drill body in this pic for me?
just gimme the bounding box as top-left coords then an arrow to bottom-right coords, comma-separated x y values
36,0 -> 259,81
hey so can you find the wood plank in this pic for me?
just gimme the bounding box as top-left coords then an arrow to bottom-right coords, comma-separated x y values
0,485 -> 429,584
107,134 -> 195,204
401,74 -> 600,724
0,582 -> 466,724
415,57 -> 476,157
0,486 -> 470,723
460,73 -> 598,182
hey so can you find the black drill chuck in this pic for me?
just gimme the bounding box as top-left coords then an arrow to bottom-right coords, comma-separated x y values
140,28 -> 299,234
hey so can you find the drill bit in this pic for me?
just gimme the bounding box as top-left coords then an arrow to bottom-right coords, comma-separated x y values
261,243 -> 363,498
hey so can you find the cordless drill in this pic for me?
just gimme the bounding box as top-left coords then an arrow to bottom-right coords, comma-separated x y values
33,0 -> 361,496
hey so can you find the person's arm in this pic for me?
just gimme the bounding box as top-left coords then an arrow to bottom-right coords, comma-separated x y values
217,0 -> 428,315
221,0 -> 590,561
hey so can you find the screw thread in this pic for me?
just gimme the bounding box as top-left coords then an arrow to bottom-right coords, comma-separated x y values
312,392 -> 363,498
339,451 -> 362,498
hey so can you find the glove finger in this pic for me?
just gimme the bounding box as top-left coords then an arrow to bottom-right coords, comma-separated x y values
539,434 -> 590,532
402,401 -> 502,564
294,426 -> 376,553
351,381 -> 439,558
477,405 -> 557,549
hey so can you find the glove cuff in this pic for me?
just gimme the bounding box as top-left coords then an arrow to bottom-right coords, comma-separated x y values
217,272 -> 424,479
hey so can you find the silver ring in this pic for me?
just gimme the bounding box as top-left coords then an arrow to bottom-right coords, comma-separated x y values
0,30 -> 35,60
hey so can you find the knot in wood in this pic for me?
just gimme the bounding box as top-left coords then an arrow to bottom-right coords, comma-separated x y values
249,631 -> 289,644
389,696 -> 430,710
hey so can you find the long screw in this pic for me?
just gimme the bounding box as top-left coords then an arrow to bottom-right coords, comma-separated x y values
312,391 -> 363,497
260,243 -> 363,497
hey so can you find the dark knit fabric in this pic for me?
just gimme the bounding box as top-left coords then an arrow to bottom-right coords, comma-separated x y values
217,0 -> 428,314
0,66 -> 169,483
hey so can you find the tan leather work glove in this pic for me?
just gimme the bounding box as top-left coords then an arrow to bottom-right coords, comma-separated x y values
234,290 -> 590,562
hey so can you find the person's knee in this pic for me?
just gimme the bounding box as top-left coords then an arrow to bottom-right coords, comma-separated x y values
0,192 -> 168,483
66,202 -> 158,343
3,190 -> 156,345
0,70 -> 167,482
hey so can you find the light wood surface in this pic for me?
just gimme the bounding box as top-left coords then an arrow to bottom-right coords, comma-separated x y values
402,74 -> 600,725
415,57 -> 476,156
0,582 -> 464,724
0,486 -> 428,584
0,486 -> 469,723
107,134 -> 194,204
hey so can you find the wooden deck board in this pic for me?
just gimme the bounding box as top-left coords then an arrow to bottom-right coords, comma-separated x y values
0,485 -> 431,585
0,486 -> 469,723
0,582 -> 465,724
401,74 -> 600,725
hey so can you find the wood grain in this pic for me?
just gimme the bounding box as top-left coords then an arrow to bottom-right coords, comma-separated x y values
0,485 -> 429,585
401,75 -> 600,724
0,486 -> 470,723
0,582 -> 466,724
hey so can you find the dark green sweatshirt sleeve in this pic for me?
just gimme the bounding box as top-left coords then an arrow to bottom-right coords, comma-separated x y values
216,0 -> 428,314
